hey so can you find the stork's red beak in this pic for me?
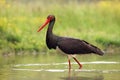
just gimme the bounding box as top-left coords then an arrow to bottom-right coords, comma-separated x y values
37,19 -> 50,32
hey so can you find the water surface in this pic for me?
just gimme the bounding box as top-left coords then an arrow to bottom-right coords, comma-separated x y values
0,53 -> 120,80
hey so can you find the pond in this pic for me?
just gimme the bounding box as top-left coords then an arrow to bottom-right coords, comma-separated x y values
0,52 -> 120,80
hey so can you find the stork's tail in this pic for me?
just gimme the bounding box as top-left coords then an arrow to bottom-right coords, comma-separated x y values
82,40 -> 105,56
94,48 -> 105,56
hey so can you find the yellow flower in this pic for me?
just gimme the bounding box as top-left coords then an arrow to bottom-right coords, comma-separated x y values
98,1 -> 111,8
31,17 -> 45,24
0,0 -> 6,5
3,17 -> 7,23
6,4 -> 11,8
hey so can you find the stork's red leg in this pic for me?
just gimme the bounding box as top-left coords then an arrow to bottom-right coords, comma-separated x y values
68,56 -> 71,71
73,57 -> 82,69
68,55 -> 71,73
68,59 -> 71,71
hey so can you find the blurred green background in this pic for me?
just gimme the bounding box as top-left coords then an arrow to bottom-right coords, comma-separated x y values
0,0 -> 120,55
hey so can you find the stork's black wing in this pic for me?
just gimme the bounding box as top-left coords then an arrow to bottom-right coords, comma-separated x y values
57,37 -> 104,56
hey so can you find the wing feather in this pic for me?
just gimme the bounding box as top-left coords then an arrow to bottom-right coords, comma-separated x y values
57,37 -> 104,55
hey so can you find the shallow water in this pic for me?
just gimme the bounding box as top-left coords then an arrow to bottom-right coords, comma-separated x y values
0,53 -> 120,80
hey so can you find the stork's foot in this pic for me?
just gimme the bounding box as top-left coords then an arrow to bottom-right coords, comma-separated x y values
79,65 -> 82,69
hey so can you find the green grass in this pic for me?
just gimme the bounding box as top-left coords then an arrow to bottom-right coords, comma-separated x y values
0,0 -> 120,54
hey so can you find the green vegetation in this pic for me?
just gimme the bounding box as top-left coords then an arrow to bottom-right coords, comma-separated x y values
0,0 -> 120,54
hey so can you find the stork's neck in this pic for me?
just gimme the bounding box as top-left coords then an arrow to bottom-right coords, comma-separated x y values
47,20 -> 55,36
46,19 -> 58,49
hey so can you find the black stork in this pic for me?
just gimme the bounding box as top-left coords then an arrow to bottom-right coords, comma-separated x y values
37,15 -> 104,71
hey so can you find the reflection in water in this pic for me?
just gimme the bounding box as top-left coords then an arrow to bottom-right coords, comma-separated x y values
61,68 -> 104,80
61,72 -> 104,80
61,76 -> 104,80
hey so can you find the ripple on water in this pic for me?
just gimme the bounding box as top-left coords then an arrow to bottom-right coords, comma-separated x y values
12,68 -> 120,73
14,61 -> 120,67
13,61 -> 120,73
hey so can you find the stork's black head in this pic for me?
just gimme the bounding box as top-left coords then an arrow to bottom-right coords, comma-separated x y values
37,15 -> 55,32
47,15 -> 55,21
